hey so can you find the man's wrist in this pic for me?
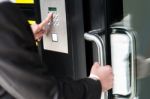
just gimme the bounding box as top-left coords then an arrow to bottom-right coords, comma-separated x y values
89,74 -> 100,81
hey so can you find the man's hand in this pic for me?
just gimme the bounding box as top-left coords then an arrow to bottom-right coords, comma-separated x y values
90,62 -> 113,92
31,13 -> 53,41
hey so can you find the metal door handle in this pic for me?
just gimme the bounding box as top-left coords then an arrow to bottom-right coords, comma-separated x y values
84,33 -> 106,66
84,32 -> 107,99
111,26 -> 137,99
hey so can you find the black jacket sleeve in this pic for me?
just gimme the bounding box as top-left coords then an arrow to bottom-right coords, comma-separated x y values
0,1 -> 101,99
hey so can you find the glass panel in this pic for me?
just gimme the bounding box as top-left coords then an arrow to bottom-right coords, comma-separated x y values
123,0 -> 150,99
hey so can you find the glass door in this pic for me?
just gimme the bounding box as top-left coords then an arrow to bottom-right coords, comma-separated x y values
123,0 -> 150,98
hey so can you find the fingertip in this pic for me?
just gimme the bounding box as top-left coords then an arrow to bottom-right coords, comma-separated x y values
48,12 -> 53,18
48,12 -> 53,15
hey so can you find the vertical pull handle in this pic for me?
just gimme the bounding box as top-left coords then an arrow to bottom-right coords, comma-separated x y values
84,33 -> 107,99
84,33 -> 106,66
111,27 -> 137,99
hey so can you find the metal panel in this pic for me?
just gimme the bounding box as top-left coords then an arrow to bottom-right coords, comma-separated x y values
40,0 -> 68,53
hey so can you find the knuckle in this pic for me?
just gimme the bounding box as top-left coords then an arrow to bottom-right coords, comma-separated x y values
106,66 -> 112,70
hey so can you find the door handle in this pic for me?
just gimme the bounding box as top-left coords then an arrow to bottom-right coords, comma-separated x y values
84,33 -> 106,66
111,27 -> 137,99
84,32 -> 107,99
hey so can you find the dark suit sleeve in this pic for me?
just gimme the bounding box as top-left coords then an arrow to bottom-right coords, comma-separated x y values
0,1 -> 101,99
57,78 -> 101,99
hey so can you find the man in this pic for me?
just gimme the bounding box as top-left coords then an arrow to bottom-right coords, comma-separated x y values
0,1 -> 113,99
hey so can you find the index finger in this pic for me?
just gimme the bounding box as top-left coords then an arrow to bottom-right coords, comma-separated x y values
39,13 -> 53,29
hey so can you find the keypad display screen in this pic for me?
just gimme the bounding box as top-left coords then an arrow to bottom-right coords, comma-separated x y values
48,7 -> 57,11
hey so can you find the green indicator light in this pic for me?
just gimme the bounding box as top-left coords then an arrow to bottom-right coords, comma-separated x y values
48,7 -> 57,11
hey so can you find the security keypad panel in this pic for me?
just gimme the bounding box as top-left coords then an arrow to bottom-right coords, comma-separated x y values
48,7 -> 59,26
40,0 -> 68,53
